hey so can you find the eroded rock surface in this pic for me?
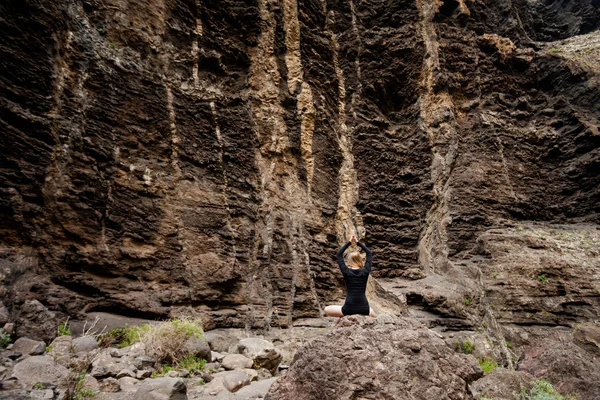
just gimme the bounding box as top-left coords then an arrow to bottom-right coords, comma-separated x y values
266,316 -> 482,400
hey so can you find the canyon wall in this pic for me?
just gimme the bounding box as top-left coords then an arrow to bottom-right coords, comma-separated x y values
1,0 -> 599,340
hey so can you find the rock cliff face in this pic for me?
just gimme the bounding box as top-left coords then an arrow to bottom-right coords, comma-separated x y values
0,0 -> 599,349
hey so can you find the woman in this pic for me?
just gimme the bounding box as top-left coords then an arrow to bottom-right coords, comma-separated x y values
324,233 -> 376,317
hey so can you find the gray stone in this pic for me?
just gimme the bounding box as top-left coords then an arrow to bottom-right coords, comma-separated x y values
100,377 -> 121,392
82,375 -> 100,392
211,351 -> 226,362
212,370 -> 250,393
183,336 -> 211,362
47,335 -> 73,368
72,336 -> 99,354
11,355 -> 69,388
116,366 -> 137,379
118,376 -> 140,393
15,300 -> 57,342
91,349 -> 121,378
136,369 -> 152,379
2,323 -> 14,335
205,362 -> 220,371
205,332 -> 235,353
0,376 -> 23,390
0,365 -> 7,380
11,337 -> 46,356
235,377 -> 278,399
243,368 -> 258,381
133,355 -> 155,369
0,303 -> 8,326
29,389 -> 54,399
201,377 -> 227,397
133,377 -> 187,400
222,354 -> 253,370
235,338 -> 282,374
256,368 -> 273,381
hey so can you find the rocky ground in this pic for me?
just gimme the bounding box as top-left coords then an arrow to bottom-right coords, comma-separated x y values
0,315 -> 322,400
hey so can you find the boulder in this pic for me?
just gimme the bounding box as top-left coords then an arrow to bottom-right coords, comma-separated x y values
266,316 -> 482,400
11,338 -> 45,356
201,377 -> 228,397
520,338 -> 600,399
99,377 -> 120,392
118,376 -> 140,392
0,303 -> 9,326
221,354 -> 253,370
116,366 -> 137,379
205,332 -> 235,353
235,338 -> 282,374
133,377 -> 187,400
133,355 -> 155,369
183,336 -> 211,361
470,368 -> 534,400
212,370 -> 251,393
15,300 -> 57,342
2,323 -> 15,335
47,335 -> 73,367
211,351 -> 226,362
235,377 -> 279,399
243,368 -> 258,381
11,356 -> 69,388
72,336 -> 99,354
29,389 -> 54,399
91,351 -> 121,378
136,369 -> 152,379
82,375 -> 100,392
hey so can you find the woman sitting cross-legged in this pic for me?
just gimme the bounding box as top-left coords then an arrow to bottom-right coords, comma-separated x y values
324,232 -> 376,317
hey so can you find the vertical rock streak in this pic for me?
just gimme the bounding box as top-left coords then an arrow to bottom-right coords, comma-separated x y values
192,0 -> 203,90
326,9 -> 363,243
283,0 -> 316,194
416,0 -> 459,274
210,101 -> 237,269
247,0 -> 322,325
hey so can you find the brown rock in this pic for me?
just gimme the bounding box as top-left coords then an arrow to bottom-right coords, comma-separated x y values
470,368 -> 535,400
15,301 -> 57,343
266,316 -> 482,400
11,337 -> 46,356
221,354 -> 253,370
99,377 -> 121,393
520,338 -> 600,399
11,355 -> 69,388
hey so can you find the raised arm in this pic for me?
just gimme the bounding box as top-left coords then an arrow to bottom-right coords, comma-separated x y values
336,241 -> 351,273
357,241 -> 373,273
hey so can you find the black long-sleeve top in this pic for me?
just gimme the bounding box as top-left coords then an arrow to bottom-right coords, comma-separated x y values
336,241 -> 373,314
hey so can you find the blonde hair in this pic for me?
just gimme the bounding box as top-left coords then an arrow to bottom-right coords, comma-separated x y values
346,251 -> 364,269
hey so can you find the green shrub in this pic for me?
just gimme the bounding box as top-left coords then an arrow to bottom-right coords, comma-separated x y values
520,379 -> 575,400
120,324 -> 152,348
0,329 -> 11,348
506,341 -> 512,349
98,324 -> 152,348
177,354 -> 207,371
72,372 -> 96,400
537,274 -> 548,282
464,298 -> 471,306
141,317 -> 204,364
152,354 -> 206,377
455,339 -> 475,354
478,358 -> 498,374
58,319 -> 71,336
